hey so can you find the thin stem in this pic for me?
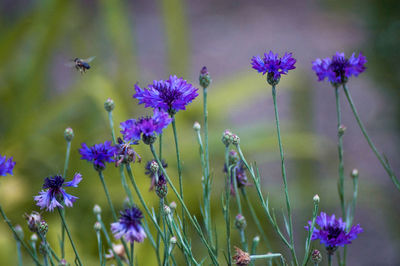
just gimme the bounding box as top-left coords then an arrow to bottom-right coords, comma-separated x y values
96,214 -> 124,266
30,240 -> 39,266
57,207 -> 82,266
0,205 -> 43,265
159,132 -> 163,160
61,140 -> 71,258
302,200 -> 319,266
328,253 -> 332,266
271,85 -> 298,266
335,87 -> 346,217
98,171 -> 118,221
96,230 -> 103,266
203,87 -> 212,238
342,84 -> 400,190
250,253 -> 282,260
150,143 -> 219,265
16,240 -> 23,266
171,117 -> 186,236
240,188 -> 271,250
232,168 -> 248,252
224,146 -> 232,264
130,242 -> 134,266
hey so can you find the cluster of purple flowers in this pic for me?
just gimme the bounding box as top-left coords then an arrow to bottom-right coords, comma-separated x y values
79,141 -> 116,171
0,154 -> 16,176
312,52 -> 367,85
111,207 -> 147,243
306,212 -> 363,253
34,173 -> 82,211
120,109 -> 172,145
134,75 -> 198,115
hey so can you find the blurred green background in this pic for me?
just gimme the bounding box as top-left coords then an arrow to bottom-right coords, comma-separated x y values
0,0 -> 399,265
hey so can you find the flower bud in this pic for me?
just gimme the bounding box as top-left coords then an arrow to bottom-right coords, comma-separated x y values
193,121 -> 201,131
311,249 -> 322,264
58,259 -> 69,266
222,130 -> 233,146
94,222 -> 102,232
149,161 -> 159,174
38,220 -> 48,236
313,194 -> 320,204
169,201 -> 177,211
338,125 -> 346,136
30,233 -> 38,242
64,127 -> 74,142
93,204 -> 102,215
155,175 -> 168,198
252,235 -> 260,244
170,236 -> 177,245
25,211 -> 42,233
228,150 -> 239,165
14,225 -> 24,240
351,169 -> 359,179
104,98 -> 115,112
199,66 -> 211,89
232,134 -> 240,145
234,214 -> 247,230
164,205 -> 171,215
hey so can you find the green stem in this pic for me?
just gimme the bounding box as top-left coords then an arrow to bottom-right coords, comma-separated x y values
232,168 -> 248,252
98,171 -> 118,221
342,84 -> 400,190
30,241 -> 39,266
171,117 -> 186,236
302,200 -> 319,266
16,240 -> 23,266
335,87 -> 346,217
240,188 -> 271,250
271,85 -> 298,266
150,144 -> 219,265
96,214 -> 124,266
250,253 -> 282,260
96,230 -> 103,266
0,205 -> 43,265
328,253 -> 332,266
57,207 -> 82,266
224,146 -> 232,265
130,242 -> 134,266
159,133 -> 163,160
203,87 -> 212,234
61,140 -> 71,258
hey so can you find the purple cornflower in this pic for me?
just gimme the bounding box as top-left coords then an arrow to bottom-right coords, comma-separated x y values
312,52 -> 367,85
306,212 -> 363,254
120,109 -> 172,145
79,141 -> 117,171
0,154 -> 16,176
133,75 -> 199,115
34,173 -> 82,211
111,207 -> 147,243
251,51 -> 296,85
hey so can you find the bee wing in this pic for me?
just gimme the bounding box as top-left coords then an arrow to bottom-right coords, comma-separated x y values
82,56 -> 96,63
64,62 -> 76,68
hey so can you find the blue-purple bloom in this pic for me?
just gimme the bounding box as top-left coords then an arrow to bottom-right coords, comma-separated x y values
251,51 -> 296,84
120,109 -> 172,144
312,52 -> 367,85
306,212 -> 363,253
0,154 -> 16,176
79,141 -> 117,171
34,173 -> 82,211
133,75 -> 199,115
111,207 -> 146,243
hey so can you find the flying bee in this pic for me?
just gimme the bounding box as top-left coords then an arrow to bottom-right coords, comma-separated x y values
65,56 -> 95,74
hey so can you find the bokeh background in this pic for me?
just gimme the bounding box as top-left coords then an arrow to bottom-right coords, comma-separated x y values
1,0 -> 399,265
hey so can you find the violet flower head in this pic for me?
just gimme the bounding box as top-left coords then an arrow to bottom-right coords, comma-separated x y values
111,207 -> 147,243
133,75 -> 199,115
79,141 -> 116,171
120,109 -> 172,145
0,154 -> 16,176
306,212 -> 363,254
251,51 -> 296,85
34,173 -> 82,212
224,160 -> 251,195
312,52 -> 367,85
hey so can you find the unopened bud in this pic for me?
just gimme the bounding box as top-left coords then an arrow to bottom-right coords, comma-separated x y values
193,121 -> 201,131
38,220 -> 48,236
104,98 -> 115,112
229,150 -> 239,165
155,176 -> 168,198
169,201 -> 177,211
253,235 -> 260,244
94,222 -> 102,232
170,236 -> 177,245
234,214 -> 247,230
351,169 -> 359,179
93,204 -> 102,215
64,127 -> 74,142
14,225 -> 24,240
164,205 -> 171,215
338,125 -> 346,136
199,66 -> 211,88
149,161 -> 159,174
58,259 -> 69,266
311,249 -> 322,264
30,233 -> 38,242
231,134 -> 240,145
313,194 -> 320,204
222,130 -> 233,146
